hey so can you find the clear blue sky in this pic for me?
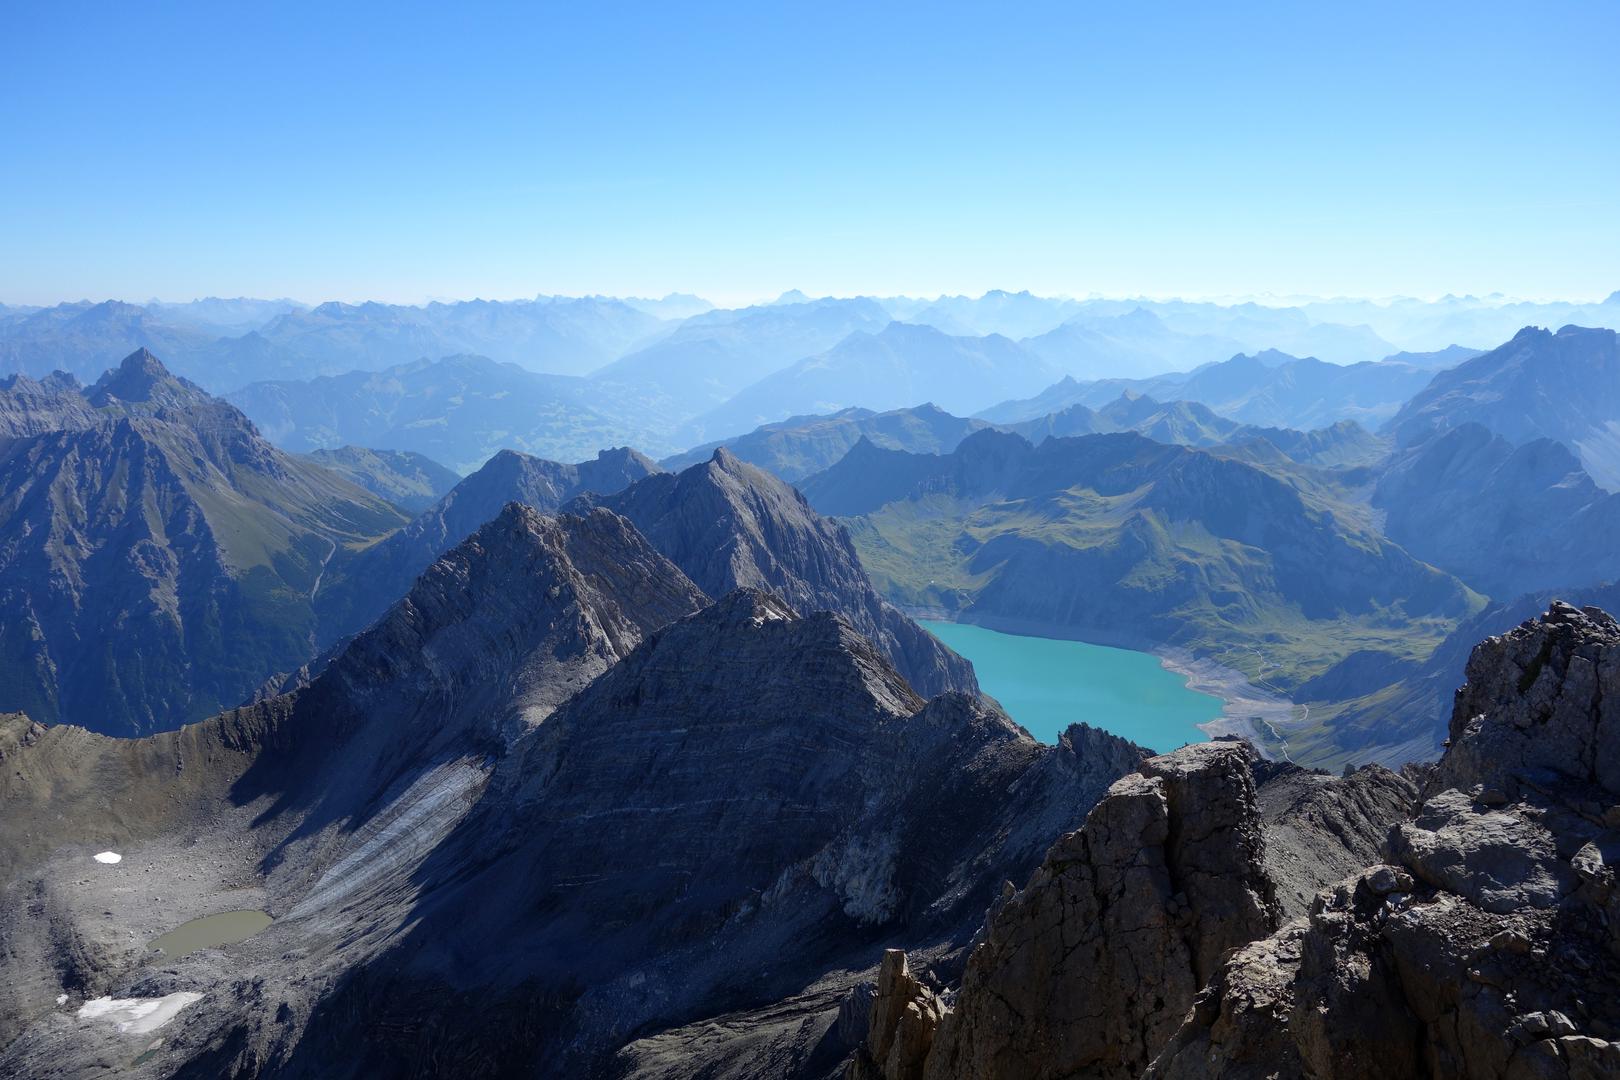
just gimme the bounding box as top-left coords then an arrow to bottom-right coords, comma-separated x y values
3,1 -> 1616,306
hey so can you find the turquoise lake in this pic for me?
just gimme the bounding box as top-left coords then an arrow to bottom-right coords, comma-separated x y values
919,620 -> 1225,751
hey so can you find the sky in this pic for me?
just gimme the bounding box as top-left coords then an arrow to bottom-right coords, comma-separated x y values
2,1 -> 1617,307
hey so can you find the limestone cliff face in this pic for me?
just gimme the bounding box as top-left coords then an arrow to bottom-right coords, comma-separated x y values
1147,602 -> 1620,1079
853,741 -> 1279,1080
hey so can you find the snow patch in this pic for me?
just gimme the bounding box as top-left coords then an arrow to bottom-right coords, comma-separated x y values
92,851 -> 122,864
77,993 -> 203,1035
55,994 -> 68,1006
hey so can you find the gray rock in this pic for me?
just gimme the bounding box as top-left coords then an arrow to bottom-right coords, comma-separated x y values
850,741 -> 1277,1080
1148,603 -> 1620,1080
577,447 -> 979,698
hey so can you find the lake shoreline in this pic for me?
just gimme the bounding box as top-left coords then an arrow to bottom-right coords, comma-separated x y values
909,609 -> 1299,760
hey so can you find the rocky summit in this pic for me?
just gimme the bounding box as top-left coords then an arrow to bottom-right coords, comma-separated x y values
852,602 -> 1620,1080
574,446 -> 979,699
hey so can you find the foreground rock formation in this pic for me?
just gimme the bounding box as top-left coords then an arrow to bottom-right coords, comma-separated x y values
1150,601 -> 1620,1078
855,601 -> 1620,1080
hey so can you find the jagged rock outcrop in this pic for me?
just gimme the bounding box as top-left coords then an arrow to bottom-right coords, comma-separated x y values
577,447 -> 978,698
858,741 -> 1279,1080
0,370 -> 97,444
848,951 -> 947,1080
1147,602 -> 1620,1079
1257,761 -> 1419,917
1433,600 -> 1620,803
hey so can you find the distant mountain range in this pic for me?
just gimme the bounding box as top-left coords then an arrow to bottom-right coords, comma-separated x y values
588,296 -> 893,431
662,402 -> 991,481
226,354 -> 668,471
1019,308 -> 1250,380
1389,324 -> 1620,488
982,348 -> 1458,430
667,397 -> 1390,484
799,429 -> 1477,718
8,292 -> 1615,461
0,295 -> 689,388
687,322 -> 1064,442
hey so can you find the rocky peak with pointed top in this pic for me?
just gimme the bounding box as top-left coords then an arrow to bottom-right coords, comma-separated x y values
1434,599 -> 1620,801
316,445 -> 662,641
86,348 -> 210,411
864,740 -> 1277,1080
320,502 -> 709,746
576,453 -> 978,697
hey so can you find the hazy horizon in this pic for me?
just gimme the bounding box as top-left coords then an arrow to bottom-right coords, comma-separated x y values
8,287 -> 1617,313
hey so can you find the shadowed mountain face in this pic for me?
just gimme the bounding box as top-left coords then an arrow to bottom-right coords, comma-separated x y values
0,350 -> 409,734
1390,324 -> 1620,489
301,446 -> 460,513
0,500 -> 1141,1076
314,445 -> 662,641
1374,422 -> 1620,597
574,448 -> 979,698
